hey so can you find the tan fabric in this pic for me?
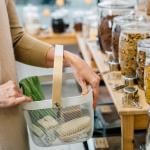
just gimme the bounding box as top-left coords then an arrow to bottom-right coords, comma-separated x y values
0,0 -> 53,149
7,0 -> 52,67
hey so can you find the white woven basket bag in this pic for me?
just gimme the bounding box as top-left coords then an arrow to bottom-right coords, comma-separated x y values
23,45 -> 94,147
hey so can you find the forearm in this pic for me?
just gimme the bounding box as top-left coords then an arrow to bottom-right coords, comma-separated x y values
14,33 -> 53,67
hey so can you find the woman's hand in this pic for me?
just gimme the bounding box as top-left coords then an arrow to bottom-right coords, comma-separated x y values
64,51 -> 100,107
0,81 -> 32,108
46,49 -> 100,107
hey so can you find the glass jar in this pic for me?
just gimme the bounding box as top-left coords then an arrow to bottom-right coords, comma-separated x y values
73,10 -> 84,32
97,0 -> 134,53
82,15 -> 98,40
23,4 -> 41,35
119,23 -> 150,78
137,39 -> 150,90
144,50 -> 150,104
112,14 -> 145,62
73,18 -> 83,32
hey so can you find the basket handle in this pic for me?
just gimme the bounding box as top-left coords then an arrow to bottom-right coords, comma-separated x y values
52,45 -> 64,108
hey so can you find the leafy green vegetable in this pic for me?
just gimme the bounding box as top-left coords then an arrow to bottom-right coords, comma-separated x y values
19,76 -> 54,123
20,76 -> 45,101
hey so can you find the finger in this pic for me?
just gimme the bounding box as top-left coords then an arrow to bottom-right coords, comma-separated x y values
10,96 -> 32,106
73,72 -> 88,95
81,80 -> 88,95
10,85 -> 22,94
89,74 -> 101,88
8,90 -> 22,97
93,87 -> 100,108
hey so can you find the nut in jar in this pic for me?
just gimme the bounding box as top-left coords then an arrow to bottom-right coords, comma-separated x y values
112,14 -> 146,62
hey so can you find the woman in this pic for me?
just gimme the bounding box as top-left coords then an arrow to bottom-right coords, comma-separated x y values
0,0 -> 100,149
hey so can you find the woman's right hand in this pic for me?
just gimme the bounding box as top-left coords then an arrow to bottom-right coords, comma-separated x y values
0,80 -> 32,108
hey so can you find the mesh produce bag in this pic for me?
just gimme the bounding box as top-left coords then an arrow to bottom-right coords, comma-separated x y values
22,45 -> 94,147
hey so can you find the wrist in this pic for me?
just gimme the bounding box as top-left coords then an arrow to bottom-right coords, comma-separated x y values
45,46 -> 55,67
45,47 -> 81,68
64,50 -> 80,67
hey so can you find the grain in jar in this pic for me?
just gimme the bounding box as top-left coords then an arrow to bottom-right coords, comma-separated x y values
137,39 -> 150,89
112,15 -> 145,62
144,51 -> 150,104
97,0 -> 134,53
119,23 -> 150,78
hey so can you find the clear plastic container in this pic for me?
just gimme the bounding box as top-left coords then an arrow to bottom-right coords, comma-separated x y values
137,39 -> 150,90
119,23 -> 150,78
112,14 -> 145,62
97,0 -> 134,53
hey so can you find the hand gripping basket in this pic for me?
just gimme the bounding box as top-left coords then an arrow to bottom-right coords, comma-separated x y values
23,45 -> 94,147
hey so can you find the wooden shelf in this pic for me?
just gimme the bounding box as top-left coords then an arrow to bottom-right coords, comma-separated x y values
76,34 -> 149,150
87,40 -> 149,115
33,31 -> 77,45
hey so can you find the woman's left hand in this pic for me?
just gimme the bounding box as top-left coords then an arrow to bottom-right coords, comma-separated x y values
64,51 -> 100,108
46,49 -> 100,108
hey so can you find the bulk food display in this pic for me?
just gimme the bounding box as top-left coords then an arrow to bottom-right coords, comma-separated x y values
137,40 -> 150,89
119,23 -> 150,78
97,0 -> 134,53
112,15 -> 145,62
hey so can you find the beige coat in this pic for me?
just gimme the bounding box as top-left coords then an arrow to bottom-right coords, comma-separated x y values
0,0 -> 52,149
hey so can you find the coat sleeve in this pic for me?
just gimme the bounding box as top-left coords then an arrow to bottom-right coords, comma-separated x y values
6,0 -> 53,67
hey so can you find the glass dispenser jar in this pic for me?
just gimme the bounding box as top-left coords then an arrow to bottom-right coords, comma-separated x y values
97,0 -> 134,54
119,23 -> 150,79
137,39 -> 150,90
144,49 -> 150,104
112,14 -> 145,62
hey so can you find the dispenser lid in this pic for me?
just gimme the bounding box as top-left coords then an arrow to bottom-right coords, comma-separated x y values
98,0 -> 134,9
